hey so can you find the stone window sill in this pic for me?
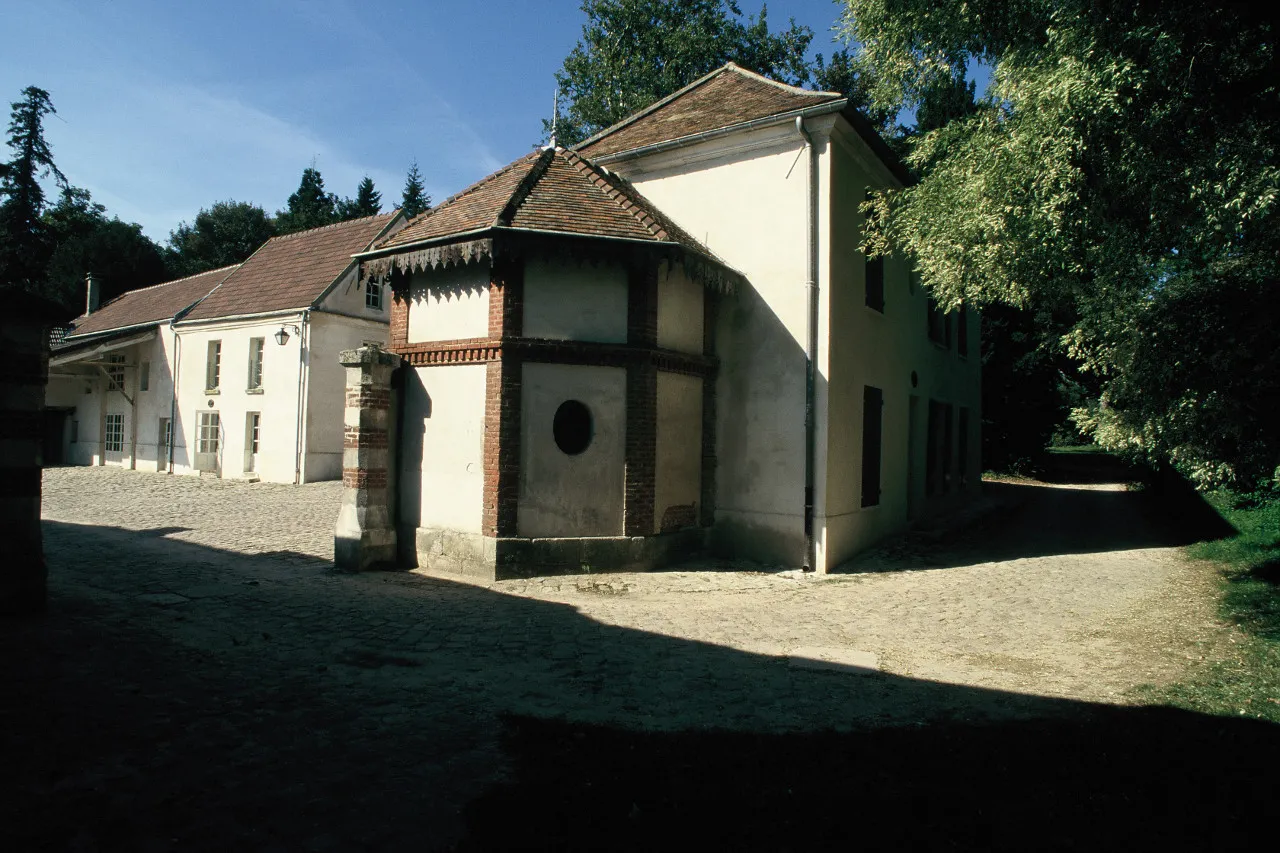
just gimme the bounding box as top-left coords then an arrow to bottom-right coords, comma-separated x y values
246,387 -> 264,395
205,389 -> 220,395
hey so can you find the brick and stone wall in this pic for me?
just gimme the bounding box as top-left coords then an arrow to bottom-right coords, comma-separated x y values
333,344 -> 400,571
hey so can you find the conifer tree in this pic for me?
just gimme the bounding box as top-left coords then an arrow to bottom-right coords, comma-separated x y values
400,161 -> 430,218
275,167 -> 338,234
337,176 -> 382,219
0,86 -> 67,291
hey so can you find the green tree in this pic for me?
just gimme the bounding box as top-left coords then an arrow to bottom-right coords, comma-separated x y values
275,166 -> 337,234
845,0 -> 1280,489
400,161 -> 430,218
549,1 -> 815,145
337,175 -> 382,220
43,188 -> 168,310
166,200 -> 275,276
0,86 -> 67,292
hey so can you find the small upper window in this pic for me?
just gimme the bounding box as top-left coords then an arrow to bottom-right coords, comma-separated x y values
139,361 -> 150,392
865,256 -> 884,312
106,354 -> 125,391
927,298 -> 950,347
206,340 -> 222,390
365,280 -> 383,310
247,337 -> 265,390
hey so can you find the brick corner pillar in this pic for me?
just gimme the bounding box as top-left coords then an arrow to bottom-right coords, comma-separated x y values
334,344 -> 399,571
0,295 -> 60,616
624,262 -> 658,536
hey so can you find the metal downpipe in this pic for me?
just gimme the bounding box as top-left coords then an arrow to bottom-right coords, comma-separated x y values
796,116 -> 819,572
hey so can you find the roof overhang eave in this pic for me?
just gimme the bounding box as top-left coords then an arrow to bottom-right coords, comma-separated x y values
352,226 -> 495,262
582,99 -> 847,164
50,328 -> 157,367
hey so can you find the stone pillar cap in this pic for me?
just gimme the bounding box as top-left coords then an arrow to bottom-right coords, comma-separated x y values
339,344 -> 401,368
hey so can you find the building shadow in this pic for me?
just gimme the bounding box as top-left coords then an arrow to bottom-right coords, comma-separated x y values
7,519 -> 1275,851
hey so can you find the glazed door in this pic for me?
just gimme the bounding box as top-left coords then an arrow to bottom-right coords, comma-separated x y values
195,411 -> 221,475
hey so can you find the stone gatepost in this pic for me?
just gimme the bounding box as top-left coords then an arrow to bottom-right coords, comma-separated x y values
334,344 -> 399,571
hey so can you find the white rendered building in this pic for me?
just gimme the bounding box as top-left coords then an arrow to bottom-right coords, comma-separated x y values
47,213 -> 405,483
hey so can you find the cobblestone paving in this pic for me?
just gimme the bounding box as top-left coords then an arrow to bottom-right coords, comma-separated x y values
4,466 -> 1231,850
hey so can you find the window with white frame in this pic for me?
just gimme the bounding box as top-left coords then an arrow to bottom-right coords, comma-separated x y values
106,354 -> 125,390
140,360 -> 151,391
247,412 -> 261,454
198,411 -> 221,454
206,340 -> 222,390
365,279 -> 382,310
247,337 -> 265,390
104,414 -> 124,452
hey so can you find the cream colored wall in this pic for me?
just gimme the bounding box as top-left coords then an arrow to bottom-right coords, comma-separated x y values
405,264 -> 491,343
47,330 -> 176,471
654,371 -> 703,533
399,364 -> 487,534
656,261 -> 704,354
318,264 -> 391,323
820,122 -> 982,570
612,124 -> 811,564
304,311 -> 390,482
523,257 -> 628,343
173,315 -> 305,483
517,363 -> 626,538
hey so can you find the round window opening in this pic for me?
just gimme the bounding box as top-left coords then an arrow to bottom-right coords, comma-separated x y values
553,400 -> 593,456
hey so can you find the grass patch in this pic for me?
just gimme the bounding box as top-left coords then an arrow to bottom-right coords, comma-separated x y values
1151,490 -> 1280,723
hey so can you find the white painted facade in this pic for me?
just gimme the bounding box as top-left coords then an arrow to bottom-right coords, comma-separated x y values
599,112 -> 981,570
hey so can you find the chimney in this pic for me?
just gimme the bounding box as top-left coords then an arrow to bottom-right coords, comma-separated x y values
85,272 -> 100,315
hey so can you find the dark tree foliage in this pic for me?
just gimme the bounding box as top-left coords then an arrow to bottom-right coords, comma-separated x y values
166,200 -> 276,276
812,49 -> 896,134
42,187 -> 167,310
0,86 -> 67,292
549,1 -> 815,145
849,0 -> 1280,488
400,161 -> 430,219
275,167 -> 338,234
337,176 -> 382,220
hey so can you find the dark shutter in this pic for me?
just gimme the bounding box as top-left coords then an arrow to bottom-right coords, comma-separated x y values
861,386 -> 883,507
865,256 -> 884,312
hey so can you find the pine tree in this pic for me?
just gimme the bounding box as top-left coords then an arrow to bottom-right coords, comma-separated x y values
336,176 -> 382,220
400,161 -> 431,218
275,167 -> 338,234
0,86 -> 68,292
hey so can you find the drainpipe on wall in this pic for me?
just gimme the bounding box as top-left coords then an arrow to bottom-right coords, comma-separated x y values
294,309 -> 310,485
796,116 -> 819,572
168,320 -> 180,474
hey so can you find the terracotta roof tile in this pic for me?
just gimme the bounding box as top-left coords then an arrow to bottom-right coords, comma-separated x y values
577,63 -> 842,158
67,266 -> 239,339
372,147 -> 718,265
182,214 -> 395,322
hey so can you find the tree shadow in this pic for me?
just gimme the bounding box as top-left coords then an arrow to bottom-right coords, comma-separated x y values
6,519 -> 1275,851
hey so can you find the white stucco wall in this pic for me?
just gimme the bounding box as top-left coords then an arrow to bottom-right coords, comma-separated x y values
405,264 -> 491,343
304,311 -> 390,482
517,363 -> 626,538
172,314 -> 306,484
317,264 -> 392,324
47,329 -> 178,472
820,122 -> 982,570
612,125 -> 811,563
399,364 -> 487,534
523,257 -> 628,343
656,261 -> 705,354
654,371 -> 703,532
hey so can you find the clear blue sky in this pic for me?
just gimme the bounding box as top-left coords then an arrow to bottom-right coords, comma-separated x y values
1,0 -> 864,242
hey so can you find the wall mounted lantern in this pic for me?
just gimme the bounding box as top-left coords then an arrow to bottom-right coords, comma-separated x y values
274,324 -> 301,346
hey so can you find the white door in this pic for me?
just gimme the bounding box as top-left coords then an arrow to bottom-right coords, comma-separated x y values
195,411 -> 221,474
244,412 -> 261,473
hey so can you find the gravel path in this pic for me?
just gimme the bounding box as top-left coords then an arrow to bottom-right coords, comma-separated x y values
2,465 -> 1236,850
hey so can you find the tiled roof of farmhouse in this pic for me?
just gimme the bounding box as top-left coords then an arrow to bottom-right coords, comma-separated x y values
373,146 -> 715,260
182,213 -> 396,322
67,265 -> 239,339
576,62 -> 843,158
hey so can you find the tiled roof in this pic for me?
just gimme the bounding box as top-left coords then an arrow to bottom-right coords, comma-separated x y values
374,147 -> 716,261
67,266 -> 239,339
182,214 -> 396,322
576,62 -> 843,158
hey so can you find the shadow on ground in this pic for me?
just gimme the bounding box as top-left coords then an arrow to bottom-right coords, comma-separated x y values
3,516 -> 1272,850
845,451 -> 1236,572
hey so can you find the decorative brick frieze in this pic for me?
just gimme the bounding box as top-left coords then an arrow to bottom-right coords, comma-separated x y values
334,344 -> 400,571
396,337 -> 716,377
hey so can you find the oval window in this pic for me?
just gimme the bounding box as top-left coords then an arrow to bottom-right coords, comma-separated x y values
553,400 -> 593,456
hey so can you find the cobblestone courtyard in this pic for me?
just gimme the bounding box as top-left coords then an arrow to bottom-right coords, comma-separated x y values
5,465 -> 1266,850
